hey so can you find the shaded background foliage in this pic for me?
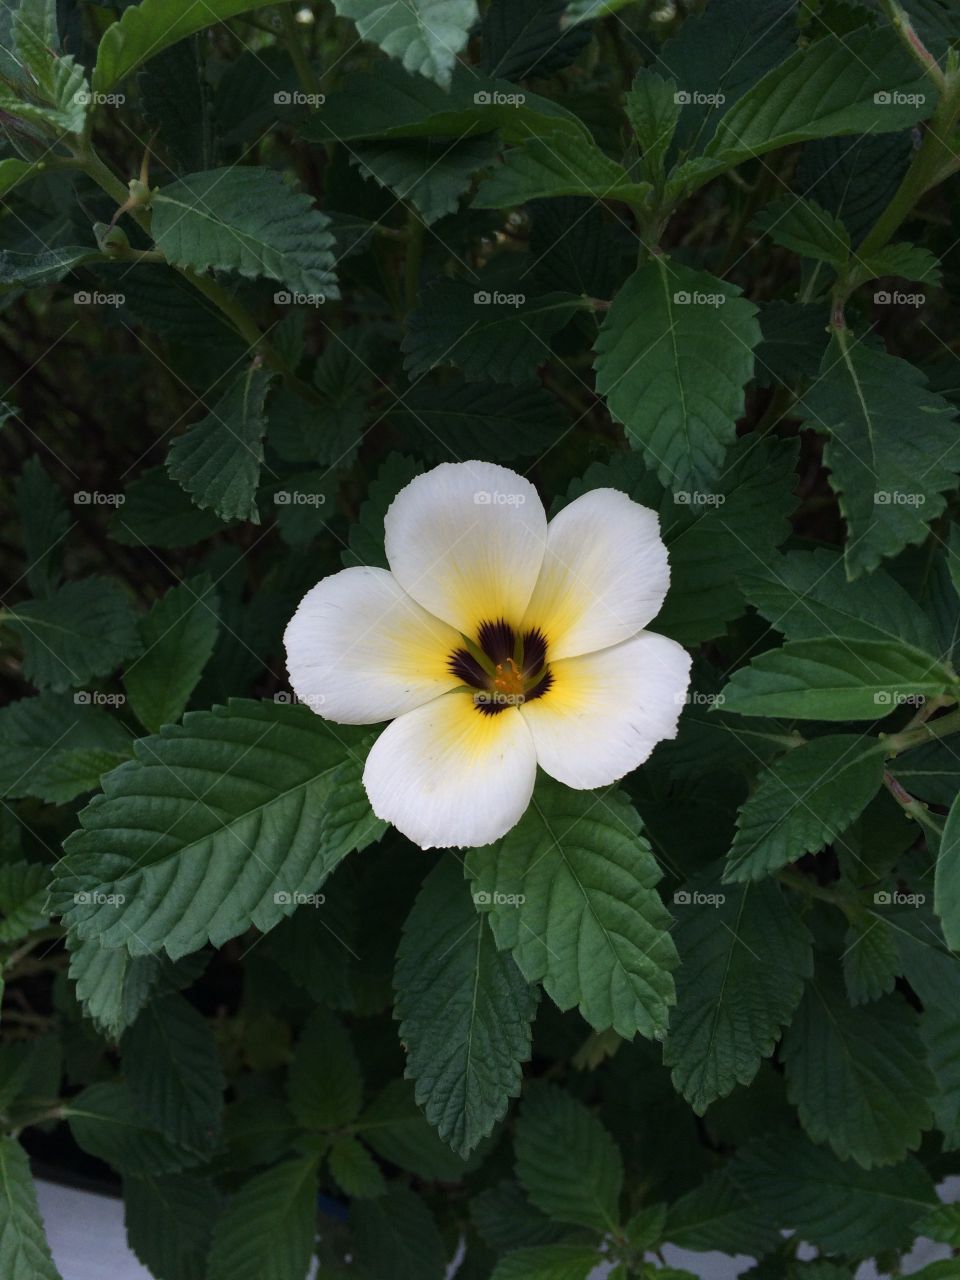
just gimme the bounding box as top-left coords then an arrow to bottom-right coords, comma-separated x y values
2,0 -> 960,1277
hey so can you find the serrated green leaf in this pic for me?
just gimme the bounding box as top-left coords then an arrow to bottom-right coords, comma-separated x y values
68,939 -> 167,1039
15,456 -> 69,599
122,993 -> 224,1155
850,241 -> 942,287
0,692 -> 131,804
624,69 -> 680,178
351,1184 -> 447,1279
725,736 -> 885,883
782,968 -> 934,1167
0,247 -> 103,288
403,280 -> 583,385
686,28 -> 933,190
800,337 -> 960,578
797,133 -> 912,246
475,131 -> 650,207
472,1179 -> 572,1252
387,379 -> 566,462
4,576 -> 141,692
920,1003 -> 960,1149
481,0 -> 590,79
918,1200 -> 960,1245
594,257 -> 761,489
299,62 -> 586,146
739,548 -> 939,652
935,790 -> 960,950
490,1246 -> 602,1280
466,779 -> 677,1040
110,466 -> 229,547
664,877 -> 813,1112
0,861 -> 49,944
356,1079 -> 474,1180
0,1135 -> 61,1280
123,1172 -> 219,1280
842,914 -> 900,1006
288,1009 -> 363,1129
93,0 -> 279,91
8,0 -> 87,134
721,637 -> 957,720
331,0 -> 478,87
395,858 -> 536,1157
124,576 -> 220,731
207,1157 -> 318,1280
664,1169 -> 780,1257
67,1082 -> 195,1175
352,134 -> 497,224
515,1083 -> 622,1232
328,1137 -> 385,1198
753,195 -> 850,266
52,700 -> 384,960
151,168 -> 338,300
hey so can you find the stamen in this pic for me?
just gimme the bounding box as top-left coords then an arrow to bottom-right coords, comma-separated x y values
448,621 -> 552,715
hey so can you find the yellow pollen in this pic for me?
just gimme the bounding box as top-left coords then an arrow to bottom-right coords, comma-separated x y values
493,658 -> 525,698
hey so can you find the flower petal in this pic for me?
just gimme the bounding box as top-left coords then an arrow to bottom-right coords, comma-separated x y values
284,566 -> 462,724
362,690 -> 537,849
522,488 -> 670,660
384,461 -> 547,636
520,631 -> 691,789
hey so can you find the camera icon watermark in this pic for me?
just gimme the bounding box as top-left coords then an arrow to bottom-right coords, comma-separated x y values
74,90 -> 125,107
274,290 -> 325,307
73,690 -> 125,707
73,890 -> 125,906
273,890 -> 326,907
874,490 -> 925,507
673,88 -> 725,106
74,290 -> 124,308
474,490 -> 526,506
473,889 -> 525,907
473,89 -> 525,107
873,889 -> 925,906
874,90 -> 926,106
74,490 -> 125,506
274,89 -> 325,106
673,490 -> 725,507
273,690 -> 326,710
673,888 -> 725,907
274,490 -> 326,506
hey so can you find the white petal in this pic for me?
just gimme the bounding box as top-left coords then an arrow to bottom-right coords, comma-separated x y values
362,690 -> 537,849
284,566 -> 462,724
384,461 -> 547,636
521,631 -> 691,789
522,488 -> 670,660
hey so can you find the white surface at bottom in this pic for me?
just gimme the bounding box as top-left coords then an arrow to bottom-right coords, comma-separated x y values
35,1177 -> 957,1280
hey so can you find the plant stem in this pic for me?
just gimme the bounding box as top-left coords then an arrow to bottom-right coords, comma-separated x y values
279,4 -> 323,100
777,868 -> 853,908
883,770 -> 944,836
882,705 -> 960,756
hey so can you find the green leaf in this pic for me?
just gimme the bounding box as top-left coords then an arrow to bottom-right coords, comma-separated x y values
720,637 -> 957,720
287,1009 -> 363,1129
356,1080 -> 473,1180
515,1082 -> 622,1233
352,135 -> 497,224
4,576 -> 141,692
7,0 -> 87,134
842,914 -> 900,1006
890,737 -> 960,806
93,0 -> 279,91
0,247 -> 103,289
725,736 -> 885,883
330,0 -> 478,87
0,1135 -> 62,1280
124,576 -> 220,731
342,454 -> 424,569
752,196 -> 850,266
466,779 -> 677,1040
15,456 -> 69,597
123,1172 -> 219,1280
782,968 -> 934,1167
624,69 -> 681,179
665,1169 -> 779,1257
68,940 -> 168,1039
151,168 -> 338,300
328,1137 -> 385,1199
935,790 -> 960,950
0,159 -> 38,200
920,1002 -> 960,1149
395,858 -> 537,1157
122,993 -> 224,1155
166,368 -> 274,523
687,28 -> 933,190
481,0 -> 591,79
849,240 -> 942,287
67,1082 -> 195,1175
403,280 -> 583,385
206,1158 -> 318,1280
490,1246 -> 603,1280
755,300 -> 829,389
797,133 -> 912,246
664,878 -> 813,1112
475,132 -> 650,207
799,336 -> 960,577
918,1201 -> 960,1246
731,1134 -> 937,1254
110,466 -> 229,548
299,62 -> 586,146
739,548 -> 939,653
387,379 -> 566,462
0,692 -> 131,804
350,1182 -> 448,1280
0,862 -> 49,944
53,700 -> 384,960
472,1180 -> 572,1252
594,257 -> 761,489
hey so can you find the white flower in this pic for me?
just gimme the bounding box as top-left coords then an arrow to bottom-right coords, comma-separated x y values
284,461 -> 691,850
